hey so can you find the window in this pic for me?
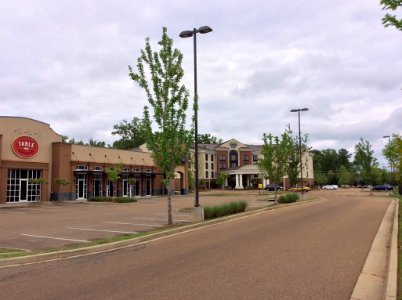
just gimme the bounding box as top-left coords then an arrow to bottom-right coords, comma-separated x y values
211,155 -> 214,162
211,171 -> 215,178
220,163 -> 226,170
243,155 -> 249,163
253,154 -> 258,162
75,165 -> 88,171
211,163 -> 214,170
229,150 -> 238,168
7,169 -> 41,202
219,155 -> 225,161
205,171 -> 209,178
93,166 -> 103,172
205,154 -> 208,161
205,162 -> 208,170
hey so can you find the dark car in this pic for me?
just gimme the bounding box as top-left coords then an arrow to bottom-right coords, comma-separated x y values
265,184 -> 283,191
372,184 -> 393,191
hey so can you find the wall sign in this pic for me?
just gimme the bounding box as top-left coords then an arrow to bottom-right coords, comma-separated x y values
12,136 -> 39,158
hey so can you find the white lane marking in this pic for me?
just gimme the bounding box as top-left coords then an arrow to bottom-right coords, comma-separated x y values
103,222 -> 163,227
67,227 -> 138,234
0,211 -> 26,215
20,208 -> 58,212
21,234 -> 89,243
133,216 -> 191,222
131,217 -> 166,221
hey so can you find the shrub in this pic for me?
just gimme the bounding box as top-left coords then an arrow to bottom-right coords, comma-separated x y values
204,201 -> 248,220
114,197 -> 137,203
278,193 -> 299,204
88,197 -> 137,203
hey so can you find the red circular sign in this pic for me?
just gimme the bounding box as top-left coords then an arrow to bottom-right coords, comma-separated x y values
12,136 -> 39,158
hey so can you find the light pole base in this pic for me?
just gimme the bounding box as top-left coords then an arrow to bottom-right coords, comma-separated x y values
192,206 -> 204,222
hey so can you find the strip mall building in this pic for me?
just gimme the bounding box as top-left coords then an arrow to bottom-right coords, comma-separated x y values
0,117 -> 188,204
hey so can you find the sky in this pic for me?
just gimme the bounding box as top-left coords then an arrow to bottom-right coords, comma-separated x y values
1,0 -> 401,167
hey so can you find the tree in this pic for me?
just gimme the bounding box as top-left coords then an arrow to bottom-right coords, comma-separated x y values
383,134 -> 401,185
216,171 -> 228,190
353,139 -> 378,186
111,117 -> 146,149
129,27 -> 193,225
338,165 -> 353,186
105,163 -> 122,197
198,133 -> 222,144
381,0 -> 402,32
259,131 -> 293,202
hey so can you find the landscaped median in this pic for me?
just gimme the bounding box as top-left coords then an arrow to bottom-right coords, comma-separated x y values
0,195 -> 318,268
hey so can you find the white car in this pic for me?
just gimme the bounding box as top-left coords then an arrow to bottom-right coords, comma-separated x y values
322,185 -> 339,190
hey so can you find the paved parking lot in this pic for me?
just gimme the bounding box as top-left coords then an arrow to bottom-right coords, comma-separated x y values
0,190 -> 276,252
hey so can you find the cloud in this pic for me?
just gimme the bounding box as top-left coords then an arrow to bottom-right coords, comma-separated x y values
0,0 -> 401,167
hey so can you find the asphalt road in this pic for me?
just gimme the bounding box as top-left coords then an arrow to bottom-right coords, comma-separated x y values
0,191 -> 391,299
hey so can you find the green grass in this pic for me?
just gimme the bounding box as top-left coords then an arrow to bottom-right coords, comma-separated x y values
395,192 -> 402,299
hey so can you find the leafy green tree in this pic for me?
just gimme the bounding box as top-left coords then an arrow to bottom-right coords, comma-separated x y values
338,148 -> 352,170
198,133 -> 223,144
353,138 -> 378,185
383,134 -> 401,185
259,131 -> 293,201
338,165 -> 353,186
87,138 -> 106,148
112,117 -> 146,149
381,0 -> 402,31
129,27 -> 193,225
105,163 -> 122,197
314,171 -> 328,186
216,171 -> 228,189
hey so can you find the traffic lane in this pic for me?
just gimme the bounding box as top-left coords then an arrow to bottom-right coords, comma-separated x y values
0,195 -> 390,299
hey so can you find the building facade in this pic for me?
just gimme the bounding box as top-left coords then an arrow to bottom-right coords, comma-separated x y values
0,117 -> 188,204
190,138 -> 314,189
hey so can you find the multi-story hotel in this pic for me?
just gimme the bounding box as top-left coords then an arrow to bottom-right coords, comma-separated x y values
0,116 -> 188,204
190,138 -> 314,189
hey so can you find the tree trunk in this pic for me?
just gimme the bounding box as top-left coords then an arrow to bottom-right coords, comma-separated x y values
167,179 -> 173,225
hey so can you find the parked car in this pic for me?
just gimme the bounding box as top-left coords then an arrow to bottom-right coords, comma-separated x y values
322,185 -> 339,190
265,184 -> 283,191
288,186 -> 311,192
371,184 -> 393,191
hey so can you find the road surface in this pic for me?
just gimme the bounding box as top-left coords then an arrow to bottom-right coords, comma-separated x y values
0,191 -> 390,299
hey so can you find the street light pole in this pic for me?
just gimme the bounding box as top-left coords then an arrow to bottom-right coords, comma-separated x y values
290,108 -> 309,193
180,26 -> 212,208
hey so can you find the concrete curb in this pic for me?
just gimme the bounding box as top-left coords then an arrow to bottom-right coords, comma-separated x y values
350,199 -> 398,300
0,198 -> 320,268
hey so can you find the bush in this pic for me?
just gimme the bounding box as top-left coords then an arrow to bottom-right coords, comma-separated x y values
114,197 -> 137,203
204,201 -> 248,220
278,193 -> 299,204
88,197 -> 137,203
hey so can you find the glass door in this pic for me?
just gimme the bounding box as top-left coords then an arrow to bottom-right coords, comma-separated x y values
19,179 -> 28,202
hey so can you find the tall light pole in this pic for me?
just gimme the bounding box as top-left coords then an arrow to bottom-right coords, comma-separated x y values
290,108 -> 309,193
180,26 -> 212,208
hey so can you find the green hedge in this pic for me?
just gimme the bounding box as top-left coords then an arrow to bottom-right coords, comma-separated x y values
278,193 -> 299,203
88,197 -> 137,203
204,201 -> 248,220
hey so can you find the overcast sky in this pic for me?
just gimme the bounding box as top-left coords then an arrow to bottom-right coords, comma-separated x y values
1,0 -> 401,167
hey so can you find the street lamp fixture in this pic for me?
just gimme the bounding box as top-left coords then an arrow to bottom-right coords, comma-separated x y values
180,26 -> 213,208
290,108 -> 309,193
